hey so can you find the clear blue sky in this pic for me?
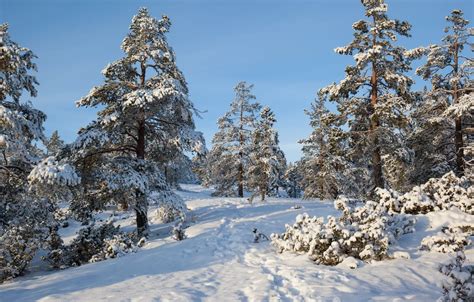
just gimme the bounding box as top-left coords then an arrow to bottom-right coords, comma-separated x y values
1,0 -> 472,162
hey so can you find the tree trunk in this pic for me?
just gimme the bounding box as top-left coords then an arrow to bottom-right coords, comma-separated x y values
238,160 -> 244,197
370,116 -> 383,190
453,42 -> 464,175
135,192 -> 148,237
238,99 -> 244,197
135,118 -> 148,237
455,118 -> 464,175
135,62 -> 148,237
370,29 -> 384,191
318,149 -> 324,197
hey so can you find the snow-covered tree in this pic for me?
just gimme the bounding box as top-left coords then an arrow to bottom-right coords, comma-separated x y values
271,135 -> 288,197
73,8 -> 204,236
0,23 -> 55,281
415,9 -> 473,177
248,106 -> 286,201
160,152 -> 199,188
284,162 -> 303,198
208,82 -> 261,197
408,89 -> 454,184
319,0 -> 424,194
46,130 -> 64,156
191,152 -> 212,187
299,96 -> 359,199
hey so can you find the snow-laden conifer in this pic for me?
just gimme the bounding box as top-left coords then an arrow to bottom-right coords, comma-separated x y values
46,130 -> 64,156
73,8 -> 204,236
0,23 -> 57,282
284,162 -> 303,198
319,0 -> 423,193
414,10 -> 473,177
247,106 -> 286,201
299,96 -> 359,199
192,153 -> 212,187
208,82 -> 261,197
408,89 -> 454,184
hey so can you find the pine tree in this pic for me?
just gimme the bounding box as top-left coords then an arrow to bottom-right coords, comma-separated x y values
0,23 -> 57,281
208,82 -> 261,197
284,162 -> 303,198
271,137 -> 287,197
191,153 -> 212,187
299,97 -> 357,199
248,106 -> 286,201
46,130 -> 64,156
415,9 -> 473,177
73,8 -> 204,236
319,0 -> 423,193
408,89 -> 454,184
160,153 -> 199,187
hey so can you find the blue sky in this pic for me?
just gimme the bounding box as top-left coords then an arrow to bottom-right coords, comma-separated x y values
1,0 -> 472,162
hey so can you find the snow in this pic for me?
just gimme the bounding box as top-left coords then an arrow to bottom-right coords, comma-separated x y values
0,184 -> 472,301
28,156 -> 81,186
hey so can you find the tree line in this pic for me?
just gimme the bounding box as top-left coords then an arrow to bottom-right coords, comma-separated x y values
200,4 -> 472,201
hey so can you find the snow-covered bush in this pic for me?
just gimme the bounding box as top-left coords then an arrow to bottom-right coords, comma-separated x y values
155,205 -> 185,223
335,197 -> 416,242
376,172 -> 473,215
172,222 -> 187,241
421,225 -> 473,253
43,227 -> 66,269
45,223 -> 141,268
89,233 -> 139,263
0,195 -> 58,282
0,225 -> 42,281
438,251 -> 474,301
151,191 -> 186,223
271,197 -> 416,265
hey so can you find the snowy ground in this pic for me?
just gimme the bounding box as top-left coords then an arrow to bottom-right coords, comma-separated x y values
0,184 -> 472,302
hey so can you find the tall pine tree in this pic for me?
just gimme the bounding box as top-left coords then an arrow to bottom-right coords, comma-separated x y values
299,96 -> 360,199
0,23 -> 69,281
415,9 -> 473,177
208,82 -> 261,197
73,8 -> 204,235
319,0 -> 423,193
247,106 -> 286,201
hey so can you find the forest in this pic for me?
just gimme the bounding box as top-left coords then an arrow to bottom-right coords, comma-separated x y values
0,0 -> 473,301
